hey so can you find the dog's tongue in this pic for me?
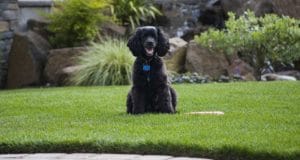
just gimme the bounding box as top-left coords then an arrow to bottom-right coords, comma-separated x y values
146,48 -> 154,55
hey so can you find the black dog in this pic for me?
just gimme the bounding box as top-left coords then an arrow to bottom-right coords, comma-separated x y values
126,26 -> 177,114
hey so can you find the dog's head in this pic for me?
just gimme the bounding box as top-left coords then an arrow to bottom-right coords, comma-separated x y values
127,26 -> 169,58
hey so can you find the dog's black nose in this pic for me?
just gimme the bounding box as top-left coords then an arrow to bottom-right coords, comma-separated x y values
144,37 -> 156,48
146,41 -> 154,47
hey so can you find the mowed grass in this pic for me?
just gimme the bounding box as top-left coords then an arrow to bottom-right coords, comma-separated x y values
0,82 -> 299,160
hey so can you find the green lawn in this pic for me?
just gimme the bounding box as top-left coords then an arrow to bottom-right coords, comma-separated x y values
0,82 -> 299,160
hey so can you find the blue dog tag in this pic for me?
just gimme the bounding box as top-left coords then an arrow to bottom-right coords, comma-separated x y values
143,64 -> 151,71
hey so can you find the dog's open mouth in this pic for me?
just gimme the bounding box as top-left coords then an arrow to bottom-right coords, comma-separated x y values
145,48 -> 154,56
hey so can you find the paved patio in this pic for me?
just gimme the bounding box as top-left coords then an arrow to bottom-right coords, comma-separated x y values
0,153 -> 212,160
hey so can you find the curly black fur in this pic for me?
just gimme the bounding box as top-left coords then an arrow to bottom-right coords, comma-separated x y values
126,26 -> 177,114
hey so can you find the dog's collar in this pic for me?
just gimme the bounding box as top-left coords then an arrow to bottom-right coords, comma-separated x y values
140,54 -> 157,63
142,57 -> 151,74
141,57 -> 153,64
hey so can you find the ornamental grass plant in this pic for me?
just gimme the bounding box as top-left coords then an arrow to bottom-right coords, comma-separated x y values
70,39 -> 134,86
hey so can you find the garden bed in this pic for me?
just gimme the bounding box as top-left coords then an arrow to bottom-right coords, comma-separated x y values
0,82 -> 299,160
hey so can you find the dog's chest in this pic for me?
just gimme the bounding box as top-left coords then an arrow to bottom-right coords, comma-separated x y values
141,65 -> 154,83
140,61 -> 162,82
133,58 -> 167,86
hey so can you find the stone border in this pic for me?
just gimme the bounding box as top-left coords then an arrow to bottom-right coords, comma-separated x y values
0,153 -> 212,160
18,0 -> 53,7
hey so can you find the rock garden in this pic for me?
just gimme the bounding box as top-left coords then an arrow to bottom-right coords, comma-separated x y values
0,0 -> 299,89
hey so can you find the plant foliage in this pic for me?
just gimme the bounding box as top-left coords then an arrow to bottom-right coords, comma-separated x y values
70,39 -> 134,86
48,0 -> 109,48
110,0 -> 161,30
195,11 -> 300,74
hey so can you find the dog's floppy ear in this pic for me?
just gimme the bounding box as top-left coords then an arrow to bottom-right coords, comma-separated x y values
156,27 -> 170,57
127,28 -> 143,57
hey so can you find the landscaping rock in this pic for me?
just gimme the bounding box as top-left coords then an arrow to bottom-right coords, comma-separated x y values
7,3 -> 19,10
1,31 -> 14,40
58,65 -> 83,86
6,31 -> 51,89
199,0 -> 299,29
9,20 -> 18,31
227,58 -> 256,81
185,41 -> 229,80
164,37 -> 188,73
181,26 -> 209,42
199,0 -> 227,28
100,21 -> 126,38
219,75 -> 230,82
27,19 -> 51,40
154,0 -> 206,37
170,72 -> 209,84
277,70 -> 300,80
261,73 -> 297,81
221,0 -> 300,18
0,60 -> 8,89
1,10 -> 18,20
0,0 -> 19,65
220,0 -> 247,15
0,21 -> 9,32
44,47 -> 87,86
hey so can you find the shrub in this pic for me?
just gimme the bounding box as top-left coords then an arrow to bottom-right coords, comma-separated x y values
110,0 -> 161,30
70,39 -> 134,86
195,11 -> 300,77
48,0 -> 109,48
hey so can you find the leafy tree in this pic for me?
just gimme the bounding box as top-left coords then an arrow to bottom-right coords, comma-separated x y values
48,0 -> 109,48
195,11 -> 300,77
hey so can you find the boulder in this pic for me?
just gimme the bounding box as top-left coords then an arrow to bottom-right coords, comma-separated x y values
153,0 -> 205,37
199,0 -> 227,28
6,31 -> 51,89
100,21 -> 126,38
0,60 -> 7,89
185,41 -> 229,79
199,0 -> 300,30
221,0 -> 300,18
44,47 -> 87,86
59,65 -> 83,85
220,0 -> 248,15
27,19 -> 51,40
219,75 -> 230,82
277,70 -> 300,80
227,58 -> 256,81
164,37 -> 188,73
261,73 -> 297,81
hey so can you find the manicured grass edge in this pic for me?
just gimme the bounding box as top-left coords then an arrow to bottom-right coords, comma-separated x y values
1,141 -> 299,160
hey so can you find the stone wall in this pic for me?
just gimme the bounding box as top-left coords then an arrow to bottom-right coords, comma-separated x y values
0,0 -> 53,88
0,0 -> 19,60
0,0 -> 19,88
